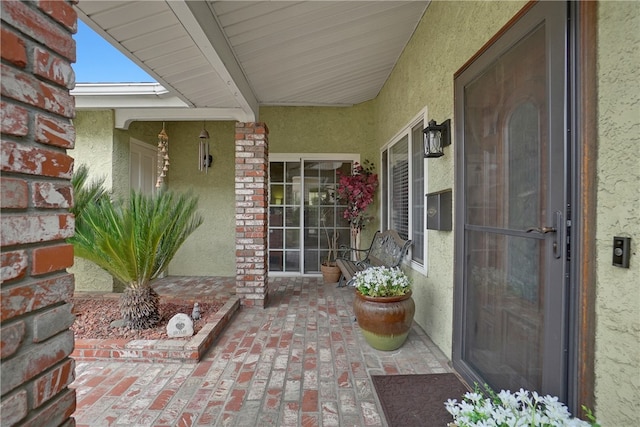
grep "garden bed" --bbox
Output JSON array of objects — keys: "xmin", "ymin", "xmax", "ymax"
[
  {"xmin": 71, "ymin": 297, "xmax": 222, "ymax": 340},
  {"xmin": 70, "ymin": 294, "xmax": 240, "ymax": 363}
]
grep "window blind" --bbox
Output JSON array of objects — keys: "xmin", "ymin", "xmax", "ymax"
[{"xmin": 390, "ymin": 137, "xmax": 409, "ymax": 240}]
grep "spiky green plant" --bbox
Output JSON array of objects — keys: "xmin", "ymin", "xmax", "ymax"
[
  {"xmin": 70, "ymin": 164, "xmax": 109, "ymax": 221},
  {"xmin": 69, "ymin": 188, "xmax": 203, "ymax": 329}
]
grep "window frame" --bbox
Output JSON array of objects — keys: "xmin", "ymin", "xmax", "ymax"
[{"xmin": 380, "ymin": 109, "xmax": 428, "ymax": 273}]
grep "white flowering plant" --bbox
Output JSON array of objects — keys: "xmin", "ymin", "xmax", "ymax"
[
  {"xmin": 445, "ymin": 384, "xmax": 600, "ymax": 427},
  {"xmin": 352, "ymin": 266, "xmax": 411, "ymax": 297}
]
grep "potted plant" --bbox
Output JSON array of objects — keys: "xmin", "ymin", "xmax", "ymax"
[
  {"xmin": 445, "ymin": 384, "xmax": 600, "ymax": 427},
  {"xmin": 320, "ymin": 209, "xmax": 341, "ymax": 283},
  {"xmin": 336, "ymin": 160, "xmax": 378, "ymax": 260},
  {"xmin": 352, "ymin": 266, "xmax": 414, "ymax": 350}
]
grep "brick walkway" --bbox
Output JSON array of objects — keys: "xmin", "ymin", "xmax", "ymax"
[{"xmin": 71, "ymin": 276, "xmax": 452, "ymax": 426}]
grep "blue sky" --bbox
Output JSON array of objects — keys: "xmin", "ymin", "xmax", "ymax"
[{"xmin": 74, "ymin": 21, "xmax": 156, "ymax": 83}]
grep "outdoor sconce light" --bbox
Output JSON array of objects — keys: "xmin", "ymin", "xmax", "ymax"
[
  {"xmin": 423, "ymin": 119, "xmax": 451, "ymax": 158},
  {"xmin": 198, "ymin": 125, "xmax": 213, "ymax": 173}
]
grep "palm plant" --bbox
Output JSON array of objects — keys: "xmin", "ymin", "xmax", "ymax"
[
  {"xmin": 70, "ymin": 171, "xmax": 203, "ymax": 329},
  {"xmin": 70, "ymin": 164, "xmax": 108, "ymax": 220}
]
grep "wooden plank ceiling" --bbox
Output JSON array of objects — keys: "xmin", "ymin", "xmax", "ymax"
[{"xmin": 74, "ymin": 1, "xmax": 429, "ymax": 120}]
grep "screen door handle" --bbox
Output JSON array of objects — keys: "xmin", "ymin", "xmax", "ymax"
[
  {"xmin": 526, "ymin": 211, "xmax": 563, "ymax": 259},
  {"xmin": 526, "ymin": 226, "xmax": 556, "ymax": 234}
]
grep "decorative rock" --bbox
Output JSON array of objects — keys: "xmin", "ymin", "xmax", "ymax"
[
  {"xmin": 166, "ymin": 313, "xmax": 194, "ymax": 337},
  {"xmin": 191, "ymin": 302, "xmax": 201, "ymax": 321},
  {"xmin": 110, "ymin": 319, "xmax": 126, "ymax": 328}
]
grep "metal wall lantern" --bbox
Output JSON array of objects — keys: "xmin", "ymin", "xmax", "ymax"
[{"xmin": 423, "ymin": 119, "xmax": 451, "ymax": 158}]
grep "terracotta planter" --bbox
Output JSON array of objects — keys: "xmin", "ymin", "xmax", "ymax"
[
  {"xmin": 321, "ymin": 263, "xmax": 341, "ymax": 284},
  {"xmin": 353, "ymin": 290, "xmax": 415, "ymax": 351}
]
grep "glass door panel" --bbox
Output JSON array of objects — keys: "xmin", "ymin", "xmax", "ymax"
[
  {"xmin": 302, "ymin": 161, "xmax": 350, "ymax": 274},
  {"xmin": 269, "ymin": 162, "xmax": 302, "ymax": 273},
  {"xmin": 466, "ymin": 230, "xmax": 544, "ymax": 391},
  {"xmin": 269, "ymin": 158, "xmax": 353, "ymax": 275},
  {"xmin": 463, "ymin": 23, "xmax": 550, "ymax": 393}
]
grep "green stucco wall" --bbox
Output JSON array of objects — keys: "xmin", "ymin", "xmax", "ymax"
[
  {"xmin": 69, "ymin": 110, "xmax": 116, "ymax": 292},
  {"xmin": 373, "ymin": 0, "xmax": 527, "ymax": 360},
  {"xmin": 71, "ymin": 110, "xmax": 115, "ymax": 184},
  {"xmin": 261, "ymin": 104, "xmax": 374, "ymax": 156},
  {"xmin": 71, "ymin": 118, "xmax": 237, "ymax": 283},
  {"xmin": 594, "ymin": 2, "xmax": 640, "ymax": 425},
  {"xmin": 99, "ymin": 107, "xmax": 383, "ymax": 278},
  {"xmin": 161, "ymin": 121, "xmax": 237, "ymax": 276},
  {"xmin": 260, "ymin": 104, "xmax": 379, "ymax": 244}
]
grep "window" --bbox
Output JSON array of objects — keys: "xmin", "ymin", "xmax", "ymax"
[
  {"xmin": 411, "ymin": 124, "xmax": 425, "ymax": 264},
  {"xmin": 389, "ymin": 136, "xmax": 409, "ymax": 238},
  {"xmin": 382, "ymin": 118, "xmax": 425, "ymax": 268}
]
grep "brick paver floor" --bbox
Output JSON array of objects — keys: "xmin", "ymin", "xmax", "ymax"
[{"xmin": 71, "ymin": 276, "xmax": 452, "ymax": 426}]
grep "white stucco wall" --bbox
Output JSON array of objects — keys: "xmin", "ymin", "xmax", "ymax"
[{"xmin": 594, "ymin": 2, "xmax": 640, "ymax": 425}]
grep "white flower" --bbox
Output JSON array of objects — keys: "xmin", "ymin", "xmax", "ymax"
[
  {"xmin": 515, "ymin": 388, "xmax": 530, "ymax": 404},
  {"xmin": 466, "ymin": 392, "xmax": 484, "ymax": 403},
  {"xmin": 445, "ymin": 385, "xmax": 598, "ymax": 427},
  {"xmin": 498, "ymin": 390, "xmax": 519, "ymax": 409},
  {"xmin": 352, "ymin": 266, "xmax": 411, "ymax": 297},
  {"xmin": 446, "ymin": 399, "xmax": 461, "ymax": 416}
]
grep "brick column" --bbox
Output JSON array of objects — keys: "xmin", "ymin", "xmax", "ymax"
[
  {"xmin": 235, "ymin": 122, "xmax": 269, "ymax": 307},
  {"xmin": 1, "ymin": 1, "xmax": 77, "ymax": 425}
]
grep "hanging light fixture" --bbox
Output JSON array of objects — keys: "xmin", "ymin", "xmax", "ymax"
[
  {"xmin": 155, "ymin": 122, "xmax": 169, "ymax": 188},
  {"xmin": 423, "ymin": 119, "xmax": 451, "ymax": 158},
  {"xmin": 198, "ymin": 123, "xmax": 213, "ymax": 173}
]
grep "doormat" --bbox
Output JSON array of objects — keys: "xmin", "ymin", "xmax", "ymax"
[{"xmin": 372, "ymin": 373, "xmax": 470, "ymax": 427}]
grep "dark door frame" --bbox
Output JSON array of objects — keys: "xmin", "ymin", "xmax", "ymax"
[
  {"xmin": 451, "ymin": 0, "xmax": 597, "ymax": 415},
  {"xmin": 570, "ymin": 0, "xmax": 597, "ymax": 416}
]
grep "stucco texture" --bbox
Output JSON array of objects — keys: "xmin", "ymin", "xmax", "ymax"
[
  {"xmin": 69, "ymin": 110, "xmax": 115, "ymax": 292},
  {"xmin": 71, "ymin": 119, "xmax": 236, "ymax": 281},
  {"xmin": 161, "ymin": 121, "xmax": 237, "ymax": 276},
  {"xmin": 374, "ymin": 0, "xmax": 527, "ymax": 357},
  {"xmin": 261, "ymin": 104, "xmax": 374, "ymax": 156},
  {"xmin": 70, "ymin": 1, "xmax": 640, "ymax": 422},
  {"xmin": 261, "ymin": 105, "xmax": 380, "ymax": 245},
  {"xmin": 594, "ymin": 2, "xmax": 640, "ymax": 425}
]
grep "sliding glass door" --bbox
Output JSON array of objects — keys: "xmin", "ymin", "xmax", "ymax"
[{"xmin": 269, "ymin": 156, "xmax": 357, "ymax": 275}]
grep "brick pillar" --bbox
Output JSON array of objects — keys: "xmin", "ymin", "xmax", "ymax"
[
  {"xmin": 1, "ymin": 1, "xmax": 77, "ymax": 426},
  {"xmin": 235, "ymin": 122, "xmax": 269, "ymax": 307}
]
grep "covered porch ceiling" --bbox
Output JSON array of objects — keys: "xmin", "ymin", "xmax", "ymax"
[{"xmin": 73, "ymin": 1, "xmax": 430, "ymax": 126}]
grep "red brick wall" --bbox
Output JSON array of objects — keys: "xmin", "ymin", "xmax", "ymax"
[
  {"xmin": 235, "ymin": 122, "xmax": 269, "ymax": 307},
  {"xmin": 1, "ymin": 0, "xmax": 77, "ymax": 425}
]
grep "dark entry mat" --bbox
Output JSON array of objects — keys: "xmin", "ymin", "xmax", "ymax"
[{"xmin": 371, "ymin": 373, "xmax": 469, "ymax": 427}]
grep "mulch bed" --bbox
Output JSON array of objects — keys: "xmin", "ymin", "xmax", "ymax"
[{"xmin": 71, "ymin": 297, "xmax": 223, "ymax": 341}]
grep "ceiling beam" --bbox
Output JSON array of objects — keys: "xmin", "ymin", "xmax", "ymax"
[
  {"xmin": 167, "ymin": 1, "xmax": 258, "ymax": 121},
  {"xmin": 114, "ymin": 108, "xmax": 254, "ymax": 129}
]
